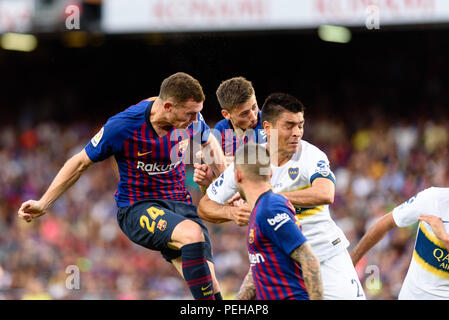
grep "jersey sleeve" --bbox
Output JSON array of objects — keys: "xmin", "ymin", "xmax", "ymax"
[
  {"xmin": 257, "ymin": 198, "xmax": 307, "ymax": 255},
  {"xmin": 84, "ymin": 118, "xmax": 124, "ymax": 162},
  {"xmin": 206, "ymin": 162, "xmax": 238, "ymax": 204},
  {"xmin": 392, "ymin": 188, "xmax": 435, "ymax": 227},
  {"xmin": 192, "ymin": 112, "xmax": 210, "ymax": 145},
  {"xmin": 305, "ymin": 147, "xmax": 336, "ymax": 185}
]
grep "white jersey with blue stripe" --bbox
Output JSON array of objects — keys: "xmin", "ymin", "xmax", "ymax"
[
  {"xmin": 207, "ymin": 139, "xmax": 349, "ymax": 262},
  {"xmin": 392, "ymin": 187, "xmax": 449, "ymax": 299}
]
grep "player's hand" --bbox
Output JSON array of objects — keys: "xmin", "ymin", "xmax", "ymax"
[
  {"xmin": 226, "ymin": 192, "xmax": 244, "ymax": 207},
  {"xmin": 18, "ymin": 200, "xmax": 47, "ymax": 223},
  {"xmin": 225, "ymin": 156, "xmax": 234, "ymax": 166},
  {"xmin": 418, "ymin": 215, "xmax": 449, "ymax": 243},
  {"xmin": 193, "ymin": 163, "xmax": 214, "ymax": 187},
  {"xmin": 230, "ymin": 203, "xmax": 251, "ymax": 226}
]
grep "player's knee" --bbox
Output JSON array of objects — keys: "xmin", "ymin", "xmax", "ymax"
[{"xmin": 175, "ymin": 219, "xmax": 205, "ymax": 246}]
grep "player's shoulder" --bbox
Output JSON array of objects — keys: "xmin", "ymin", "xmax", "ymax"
[
  {"xmin": 256, "ymin": 191, "xmax": 292, "ymax": 217},
  {"xmin": 109, "ymin": 98, "xmax": 150, "ymax": 125},
  {"xmin": 214, "ymin": 118, "xmax": 231, "ymax": 132},
  {"xmin": 301, "ymin": 139, "xmax": 327, "ymax": 157},
  {"xmin": 416, "ymin": 186, "xmax": 449, "ymax": 203}
]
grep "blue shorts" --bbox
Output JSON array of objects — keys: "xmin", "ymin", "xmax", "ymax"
[{"xmin": 117, "ymin": 199, "xmax": 213, "ymax": 263}]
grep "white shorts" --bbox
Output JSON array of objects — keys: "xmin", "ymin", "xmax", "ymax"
[{"xmin": 320, "ymin": 250, "xmax": 366, "ymax": 300}]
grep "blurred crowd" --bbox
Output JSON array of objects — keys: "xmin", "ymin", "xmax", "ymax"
[{"xmin": 1, "ymin": 108, "xmax": 448, "ymax": 300}]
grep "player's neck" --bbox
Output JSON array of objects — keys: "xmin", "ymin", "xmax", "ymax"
[
  {"xmin": 245, "ymin": 182, "xmax": 272, "ymax": 209},
  {"xmin": 149, "ymin": 99, "xmax": 173, "ymax": 136},
  {"xmin": 267, "ymin": 147, "xmax": 293, "ymax": 167},
  {"xmin": 230, "ymin": 120, "xmax": 247, "ymax": 138}
]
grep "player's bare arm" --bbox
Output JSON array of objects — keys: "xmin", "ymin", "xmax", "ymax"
[
  {"xmin": 193, "ymin": 163, "xmax": 215, "ymax": 194},
  {"xmin": 350, "ymin": 212, "xmax": 397, "ymax": 265},
  {"xmin": 235, "ymin": 268, "xmax": 256, "ymax": 300},
  {"xmin": 18, "ymin": 149, "xmax": 94, "ymax": 222},
  {"xmin": 280, "ymin": 177, "xmax": 335, "ymax": 207},
  {"xmin": 418, "ymin": 215, "xmax": 449, "ymax": 251},
  {"xmin": 201, "ymin": 134, "xmax": 227, "ymax": 178},
  {"xmin": 290, "ymin": 242, "xmax": 323, "ymax": 300},
  {"xmin": 197, "ymin": 194, "xmax": 251, "ymax": 226}
]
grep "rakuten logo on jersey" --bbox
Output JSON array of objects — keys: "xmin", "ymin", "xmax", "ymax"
[
  {"xmin": 137, "ymin": 160, "xmax": 182, "ymax": 175},
  {"xmin": 267, "ymin": 213, "xmax": 290, "ymax": 231},
  {"xmin": 249, "ymin": 253, "xmax": 265, "ymax": 266}
]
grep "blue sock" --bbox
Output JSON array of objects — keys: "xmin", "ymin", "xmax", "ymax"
[{"xmin": 181, "ymin": 242, "xmax": 215, "ymax": 300}]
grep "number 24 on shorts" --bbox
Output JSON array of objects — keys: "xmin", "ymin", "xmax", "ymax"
[{"xmin": 140, "ymin": 207, "xmax": 165, "ymax": 233}]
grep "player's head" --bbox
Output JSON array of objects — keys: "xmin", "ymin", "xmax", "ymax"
[
  {"xmin": 216, "ymin": 77, "xmax": 259, "ymax": 131},
  {"xmin": 159, "ymin": 72, "xmax": 205, "ymax": 129},
  {"xmin": 261, "ymin": 93, "xmax": 305, "ymax": 155},
  {"xmin": 234, "ymin": 143, "xmax": 271, "ymax": 201}
]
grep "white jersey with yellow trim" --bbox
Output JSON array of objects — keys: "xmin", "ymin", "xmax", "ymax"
[
  {"xmin": 207, "ymin": 139, "xmax": 349, "ymax": 262},
  {"xmin": 392, "ymin": 187, "xmax": 449, "ymax": 300}
]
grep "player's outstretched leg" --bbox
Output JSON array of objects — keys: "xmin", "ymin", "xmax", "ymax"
[{"xmin": 170, "ymin": 219, "xmax": 215, "ymax": 300}]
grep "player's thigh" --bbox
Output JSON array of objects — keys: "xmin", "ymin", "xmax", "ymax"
[
  {"xmin": 169, "ymin": 218, "xmax": 205, "ymax": 249},
  {"xmin": 320, "ymin": 250, "xmax": 366, "ymax": 300},
  {"xmin": 116, "ymin": 200, "xmax": 188, "ymax": 252}
]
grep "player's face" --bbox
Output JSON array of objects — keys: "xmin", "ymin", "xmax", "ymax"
[
  {"xmin": 171, "ymin": 99, "xmax": 204, "ymax": 129},
  {"xmin": 223, "ymin": 95, "xmax": 259, "ymax": 131},
  {"xmin": 270, "ymin": 111, "xmax": 304, "ymax": 154}
]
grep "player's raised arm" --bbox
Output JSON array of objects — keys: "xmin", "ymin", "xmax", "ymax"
[
  {"xmin": 197, "ymin": 162, "xmax": 251, "ymax": 226},
  {"xmin": 200, "ymin": 133, "xmax": 227, "ymax": 178},
  {"xmin": 18, "ymin": 149, "xmax": 94, "ymax": 222},
  {"xmin": 198, "ymin": 194, "xmax": 251, "ymax": 226},
  {"xmin": 280, "ymin": 177, "xmax": 335, "ymax": 207},
  {"xmin": 350, "ymin": 212, "xmax": 397, "ymax": 266},
  {"xmin": 290, "ymin": 242, "xmax": 323, "ymax": 300}
]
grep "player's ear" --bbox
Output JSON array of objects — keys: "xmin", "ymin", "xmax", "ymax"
[
  {"xmin": 221, "ymin": 109, "xmax": 231, "ymax": 120},
  {"xmin": 234, "ymin": 167, "xmax": 242, "ymax": 183},
  {"xmin": 262, "ymin": 121, "xmax": 271, "ymax": 134},
  {"xmin": 163, "ymin": 101, "xmax": 175, "ymax": 112}
]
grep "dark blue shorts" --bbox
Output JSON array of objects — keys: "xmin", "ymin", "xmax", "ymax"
[{"xmin": 117, "ymin": 199, "xmax": 213, "ymax": 263}]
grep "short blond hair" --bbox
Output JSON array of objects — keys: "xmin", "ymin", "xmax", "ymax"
[
  {"xmin": 216, "ymin": 77, "xmax": 255, "ymax": 111},
  {"xmin": 159, "ymin": 72, "xmax": 205, "ymax": 103},
  {"xmin": 234, "ymin": 143, "xmax": 270, "ymax": 181}
]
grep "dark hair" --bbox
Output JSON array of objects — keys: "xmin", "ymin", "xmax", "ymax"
[
  {"xmin": 216, "ymin": 77, "xmax": 255, "ymax": 111},
  {"xmin": 159, "ymin": 72, "xmax": 205, "ymax": 103},
  {"xmin": 261, "ymin": 93, "xmax": 305, "ymax": 124}
]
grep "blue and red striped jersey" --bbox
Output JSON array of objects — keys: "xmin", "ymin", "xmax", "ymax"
[
  {"xmin": 247, "ymin": 190, "xmax": 309, "ymax": 300},
  {"xmin": 84, "ymin": 97, "xmax": 210, "ymax": 207},
  {"xmin": 213, "ymin": 110, "xmax": 266, "ymax": 157}
]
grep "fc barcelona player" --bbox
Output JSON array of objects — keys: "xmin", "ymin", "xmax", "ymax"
[
  {"xmin": 232, "ymin": 143, "xmax": 323, "ymax": 300},
  {"xmin": 18, "ymin": 72, "xmax": 226, "ymax": 300}
]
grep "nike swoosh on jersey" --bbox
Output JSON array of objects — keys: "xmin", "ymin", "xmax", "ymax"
[{"xmin": 137, "ymin": 151, "xmax": 152, "ymax": 157}]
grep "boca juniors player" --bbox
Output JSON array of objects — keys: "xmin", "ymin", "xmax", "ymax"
[
  {"xmin": 18, "ymin": 72, "xmax": 226, "ymax": 300},
  {"xmin": 351, "ymin": 187, "xmax": 449, "ymax": 299},
  {"xmin": 232, "ymin": 143, "xmax": 323, "ymax": 300}
]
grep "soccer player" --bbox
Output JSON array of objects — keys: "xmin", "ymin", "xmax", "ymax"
[
  {"xmin": 193, "ymin": 77, "xmax": 266, "ymax": 192},
  {"xmin": 17, "ymin": 72, "xmax": 226, "ymax": 300},
  {"xmin": 233, "ymin": 143, "xmax": 323, "ymax": 300},
  {"xmin": 214, "ymin": 76, "xmax": 266, "ymax": 157},
  {"xmin": 197, "ymin": 93, "xmax": 366, "ymax": 299},
  {"xmin": 350, "ymin": 187, "xmax": 449, "ymax": 299}
]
